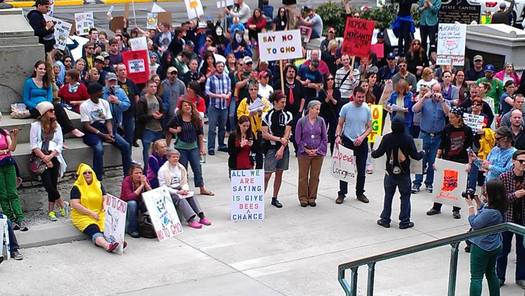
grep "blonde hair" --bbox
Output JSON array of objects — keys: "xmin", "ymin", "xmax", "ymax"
[{"xmin": 421, "ymin": 67, "xmax": 433, "ymax": 81}]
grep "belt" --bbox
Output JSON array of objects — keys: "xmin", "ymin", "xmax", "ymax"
[{"xmin": 421, "ymin": 130, "xmax": 439, "ymax": 137}]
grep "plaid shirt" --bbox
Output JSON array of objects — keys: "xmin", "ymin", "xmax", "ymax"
[
  {"xmin": 498, "ymin": 168, "xmax": 525, "ymax": 224},
  {"xmin": 205, "ymin": 73, "xmax": 231, "ymax": 110}
]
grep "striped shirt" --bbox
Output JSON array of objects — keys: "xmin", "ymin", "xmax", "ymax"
[
  {"xmin": 205, "ymin": 73, "xmax": 231, "ymax": 110},
  {"xmin": 335, "ymin": 67, "xmax": 360, "ymax": 99}
]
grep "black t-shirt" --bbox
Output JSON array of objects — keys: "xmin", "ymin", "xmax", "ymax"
[
  {"xmin": 283, "ymin": 80, "xmax": 304, "ymax": 116},
  {"xmin": 70, "ymin": 184, "xmax": 106, "ymax": 199},
  {"xmin": 168, "ymin": 114, "xmax": 203, "ymax": 144},
  {"xmin": 439, "ymin": 124, "xmax": 473, "ymax": 164},
  {"xmin": 119, "ymin": 79, "xmax": 140, "ymax": 113},
  {"xmin": 466, "ymin": 68, "xmax": 484, "ymax": 82},
  {"xmin": 262, "ymin": 108, "xmax": 293, "ymax": 149}
]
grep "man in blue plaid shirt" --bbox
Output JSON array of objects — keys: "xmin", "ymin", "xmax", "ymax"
[{"xmin": 205, "ymin": 61, "xmax": 231, "ymax": 155}]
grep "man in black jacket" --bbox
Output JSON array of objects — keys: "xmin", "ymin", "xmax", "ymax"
[
  {"xmin": 27, "ymin": 0, "xmax": 55, "ymax": 53},
  {"xmin": 372, "ymin": 116, "xmax": 424, "ymax": 229},
  {"xmin": 491, "ymin": 0, "xmax": 515, "ymax": 25}
]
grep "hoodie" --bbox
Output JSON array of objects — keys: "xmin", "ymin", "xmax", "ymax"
[{"xmin": 27, "ymin": 9, "xmax": 55, "ymax": 52}]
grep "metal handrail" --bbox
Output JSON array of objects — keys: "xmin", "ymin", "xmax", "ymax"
[{"xmin": 338, "ymin": 222, "xmax": 525, "ymax": 296}]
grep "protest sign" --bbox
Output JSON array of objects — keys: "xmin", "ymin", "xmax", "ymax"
[
  {"xmin": 70, "ymin": 35, "xmax": 89, "ymax": 61},
  {"xmin": 151, "ymin": 3, "xmax": 166, "ymax": 13},
  {"xmin": 104, "ymin": 194, "xmax": 127, "ymax": 255},
  {"xmin": 157, "ymin": 12, "xmax": 172, "ymax": 26},
  {"xmin": 231, "ymin": 169, "xmax": 264, "ymax": 221},
  {"xmin": 463, "ymin": 113, "xmax": 484, "ymax": 132},
  {"xmin": 434, "ymin": 159, "xmax": 467, "ymax": 208},
  {"xmin": 367, "ymin": 105, "xmax": 383, "ymax": 143},
  {"xmin": 439, "ymin": 0, "xmax": 480, "ymax": 24},
  {"xmin": 341, "ymin": 17, "xmax": 374, "ymax": 58},
  {"xmin": 373, "ymin": 136, "xmax": 423, "ymax": 174},
  {"xmin": 110, "ymin": 16, "xmax": 126, "ymax": 33},
  {"xmin": 437, "ymin": 23, "xmax": 466, "ymax": 66},
  {"xmin": 129, "ymin": 36, "xmax": 148, "ymax": 51},
  {"xmin": 74, "ymin": 12, "xmax": 94, "ymax": 36},
  {"xmin": 258, "ymin": 30, "xmax": 303, "ymax": 62},
  {"xmin": 142, "ymin": 186, "xmax": 183, "ymax": 241},
  {"xmin": 146, "ymin": 13, "xmax": 158, "ymax": 29},
  {"xmin": 0, "ymin": 217, "xmax": 9, "ymax": 260},
  {"xmin": 331, "ymin": 145, "xmax": 356, "ymax": 183},
  {"xmin": 122, "ymin": 50, "xmax": 150, "ymax": 84},
  {"xmin": 370, "ymin": 43, "xmax": 384, "ymax": 59},
  {"xmin": 184, "ymin": 0, "xmax": 204, "ymax": 20},
  {"xmin": 46, "ymin": 16, "xmax": 72, "ymax": 51}
]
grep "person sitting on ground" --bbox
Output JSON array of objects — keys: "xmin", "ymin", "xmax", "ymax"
[
  {"xmin": 158, "ymin": 148, "xmax": 212, "ymax": 229},
  {"xmin": 58, "ymin": 69, "xmax": 89, "ymax": 113},
  {"xmin": 23, "ymin": 60, "xmax": 84, "ymax": 138},
  {"xmin": 120, "ymin": 163, "xmax": 151, "ymax": 238},
  {"xmin": 0, "ymin": 211, "xmax": 23, "ymax": 262},
  {"xmin": 70, "ymin": 163, "xmax": 121, "ymax": 253},
  {"xmin": 30, "ymin": 102, "xmax": 69, "ymax": 222},
  {"xmin": 147, "ymin": 139, "xmax": 168, "ymax": 189}
]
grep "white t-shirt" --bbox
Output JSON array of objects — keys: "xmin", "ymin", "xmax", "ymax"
[
  {"xmin": 258, "ymin": 84, "xmax": 274, "ymax": 100},
  {"xmin": 80, "ymin": 99, "xmax": 112, "ymax": 124}
]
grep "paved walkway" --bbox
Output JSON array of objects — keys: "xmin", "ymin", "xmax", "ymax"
[{"xmin": 2, "ymin": 142, "xmax": 524, "ymax": 295}]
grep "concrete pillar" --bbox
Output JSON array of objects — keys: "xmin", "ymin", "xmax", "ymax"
[{"xmin": 0, "ymin": 8, "xmax": 44, "ymax": 113}]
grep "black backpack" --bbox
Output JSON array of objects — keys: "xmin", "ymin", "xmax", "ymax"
[{"xmin": 138, "ymin": 212, "xmax": 157, "ymax": 239}]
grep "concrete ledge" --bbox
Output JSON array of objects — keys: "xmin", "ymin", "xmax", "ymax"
[
  {"xmin": 16, "ymin": 221, "xmax": 86, "ymax": 249},
  {"xmin": 7, "ymin": 0, "xmax": 84, "ymax": 7}
]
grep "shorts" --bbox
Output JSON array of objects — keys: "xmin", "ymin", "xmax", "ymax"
[
  {"xmin": 264, "ymin": 147, "xmax": 289, "ymax": 173},
  {"xmin": 83, "ymin": 224, "xmax": 104, "ymax": 244}
]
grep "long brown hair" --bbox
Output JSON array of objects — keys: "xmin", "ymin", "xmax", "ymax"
[
  {"xmin": 177, "ymin": 98, "xmax": 202, "ymax": 128},
  {"xmin": 32, "ymin": 60, "xmax": 50, "ymax": 88},
  {"xmin": 40, "ymin": 111, "xmax": 57, "ymax": 135}
]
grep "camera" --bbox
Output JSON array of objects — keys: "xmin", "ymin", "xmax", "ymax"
[{"xmin": 461, "ymin": 188, "xmax": 475, "ymax": 199}]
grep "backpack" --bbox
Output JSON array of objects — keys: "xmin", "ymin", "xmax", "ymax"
[
  {"xmin": 387, "ymin": 146, "xmax": 408, "ymax": 175},
  {"xmin": 138, "ymin": 212, "xmax": 157, "ymax": 239}
]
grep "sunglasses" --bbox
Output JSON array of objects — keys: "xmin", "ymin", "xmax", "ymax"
[
  {"xmin": 249, "ymin": 88, "xmax": 258, "ymax": 91},
  {"xmin": 327, "ymin": 77, "xmax": 334, "ymax": 81},
  {"xmin": 517, "ymin": 159, "xmax": 525, "ymax": 164},
  {"xmin": 47, "ymin": 109, "xmax": 55, "ymax": 113},
  {"xmin": 83, "ymin": 171, "xmax": 93, "ymax": 175}
]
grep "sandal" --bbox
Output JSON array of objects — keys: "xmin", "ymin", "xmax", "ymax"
[{"xmin": 200, "ymin": 190, "xmax": 215, "ymax": 196}]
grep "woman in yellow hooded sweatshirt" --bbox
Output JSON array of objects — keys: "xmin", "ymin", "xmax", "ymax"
[{"xmin": 70, "ymin": 163, "xmax": 119, "ymax": 252}]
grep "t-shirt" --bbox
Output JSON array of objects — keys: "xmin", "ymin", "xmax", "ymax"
[
  {"xmin": 118, "ymin": 79, "xmax": 140, "ymax": 113},
  {"xmin": 298, "ymin": 66, "xmax": 323, "ymax": 100},
  {"xmin": 70, "ymin": 184, "xmax": 106, "ymax": 199},
  {"xmin": 145, "ymin": 95, "xmax": 162, "ymax": 132},
  {"xmin": 80, "ymin": 99, "xmax": 113, "ymax": 124},
  {"xmin": 168, "ymin": 115, "xmax": 203, "ymax": 146},
  {"xmin": 307, "ymin": 14, "xmax": 323, "ymax": 39},
  {"xmin": 262, "ymin": 108, "xmax": 293, "ymax": 149},
  {"xmin": 339, "ymin": 102, "xmax": 371, "ymax": 141}
]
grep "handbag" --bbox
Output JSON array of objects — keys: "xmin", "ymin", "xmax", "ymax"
[{"xmin": 29, "ymin": 128, "xmax": 51, "ymax": 175}]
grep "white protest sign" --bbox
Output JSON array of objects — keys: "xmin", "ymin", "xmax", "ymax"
[
  {"xmin": 75, "ymin": 12, "xmax": 94, "ymax": 36},
  {"xmin": 373, "ymin": 135, "xmax": 423, "ymax": 174},
  {"xmin": 433, "ymin": 158, "xmax": 467, "ymax": 208},
  {"xmin": 258, "ymin": 30, "xmax": 303, "ymax": 62},
  {"xmin": 0, "ymin": 217, "xmax": 9, "ymax": 260},
  {"xmin": 437, "ymin": 23, "xmax": 466, "ymax": 66},
  {"xmin": 47, "ymin": 17, "xmax": 72, "ymax": 51},
  {"xmin": 70, "ymin": 35, "xmax": 89, "ymax": 61},
  {"xmin": 184, "ymin": 0, "xmax": 204, "ymax": 20},
  {"xmin": 130, "ymin": 36, "xmax": 148, "ymax": 51},
  {"xmin": 146, "ymin": 13, "xmax": 158, "ymax": 30},
  {"xmin": 331, "ymin": 145, "xmax": 356, "ymax": 183},
  {"xmin": 151, "ymin": 3, "xmax": 166, "ymax": 13},
  {"xmin": 142, "ymin": 186, "xmax": 183, "ymax": 241},
  {"xmin": 231, "ymin": 169, "xmax": 264, "ymax": 221},
  {"xmin": 463, "ymin": 113, "xmax": 484, "ymax": 133},
  {"xmin": 104, "ymin": 194, "xmax": 127, "ymax": 255}
]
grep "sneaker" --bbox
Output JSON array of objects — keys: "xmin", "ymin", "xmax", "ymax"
[
  {"xmin": 356, "ymin": 194, "xmax": 369, "ymax": 203},
  {"xmin": 464, "ymin": 244, "xmax": 471, "ymax": 253},
  {"xmin": 336, "ymin": 195, "xmax": 345, "ymax": 204},
  {"xmin": 208, "ymin": 150, "xmax": 215, "ymax": 156},
  {"xmin": 128, "ymin": 231, "xmax": 140, "ymax": 238},
  {"xmin": 12, "ymin": 222, "xmax": 20, "ymax": 231},
  {"xmin": 377, "ymin": 219, "xmax": 390, "ymax": 228},
  {"xmin": 48, "ymin": 211, "xmax": 58, "ymax": 221},
  {"xmin": 218, "ymin": 147, "xmax": 228, "ymax": 152},
  {"xmin": 426, "ymin": 185, "xmax": 433, "ymax": 193},
  {"xmin": 308, "ymin": 200, "xmax": 317, "ymax": 207},
  {"xmin": 18, "ymin": 220, "xmax": 28, "ymax": 232},
  {"xmin": 426, "ymin": 208, "xmax": 441, "ymax": 216},
  {"xmin": 199, "ymin": 217, "xmax": 212, "ymax": 226},
  {"xmin": 411, "ymin": 184, "xmax": 421, "ymax": 193},
  {"xmin": 452, "ymin": 211, "xmax": 461, "ymax": 219},
  {"xmin": 399, "ymin": 222, "xmax": 415, "ymax": 229},
  {"xmin": 106, "ymin": 242, "xmax": 119, "ymax": 253},
  {"xmin": 271, "ymin": 198, "xmax": 283, "ymax": 208},
  {"xmin": 188, "ymin": 220, "xmax": 203, "ymax": 229},
  {"xmin": 60, "ymin": 202, "xmax": 70, "ymax": 217},
  {"xmin": 300, "ymin": 201, "xmax": 308, "ymax": 207},
  {"xmin": 11, "ymin": 250, "xmax": 23, "ymax": 260}
]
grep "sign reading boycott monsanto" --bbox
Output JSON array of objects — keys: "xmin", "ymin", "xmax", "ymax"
[
  {"xmin": 341, "ymin": 17, "xmax": 375, "ymax": 58},
  {"xmin": 367, "ymin": 105, "xmax": 383, "ymax": 143},
  {"xmin": 230, "ymin": 169, "xmax": 264, "ymax": 221},
  {"xmin": 258, "ymin": 30, "xmax": 303, "ymax": 62},
  {"xmin": 331, "ymin": 145, "xmax": 356, "ymax": 183},
  {"xmin": 122, "ymin": 50, "xmax": 150, "ymax": 84}
]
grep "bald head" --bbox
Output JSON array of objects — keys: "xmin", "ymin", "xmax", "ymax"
[{"xmin": 511, "ymin": 109, "xmax": 523, "ymax": 128}]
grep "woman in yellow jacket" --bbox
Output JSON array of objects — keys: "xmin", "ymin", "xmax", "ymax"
[
  {"xmin": 70, "ymin": 163, "xmax": 119, "ymax": 253},
  {"xmin": 236, "ymin": 81, "xmax": 272, "ymax": 169}
]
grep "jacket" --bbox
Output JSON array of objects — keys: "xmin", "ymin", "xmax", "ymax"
[
  {"xmin": 495, "ymin": 70, "xmax": 521, "ymax": 85},
  {"xmin": 478, "ymin": 128, "xmax": 495, "ymax": 160},
  {"xmin": 135, "ymin": 95, "xmax": 164, "ymax": 139},
  {"xmin": 237, "ymin": 95, "xmax": 272, "ymax": 138},
  {"xmin": 27, "ymin": 10, "xmax": 55, "ymax": 52}
]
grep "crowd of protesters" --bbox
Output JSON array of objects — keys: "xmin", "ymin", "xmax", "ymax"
[{"xmin": 0, "ymin": 0, "xmax": 522, "ymax": 292}]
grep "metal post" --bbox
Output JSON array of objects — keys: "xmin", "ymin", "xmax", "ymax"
[
  {"xmin": 350, "ymin": 266, "xmax": 359, "ymax": 296},
  {"xmin": 447, "ymin": 242, "xmax": 460, "ymax": 296},
  {"xmin": 367, "ymin": 262, "xmax": 376, "ymax": 296}
]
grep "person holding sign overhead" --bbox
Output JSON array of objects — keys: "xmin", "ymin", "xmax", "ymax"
[{"xmin": 335, "ymin": 86, "xmax": 372, "ymax": 204}]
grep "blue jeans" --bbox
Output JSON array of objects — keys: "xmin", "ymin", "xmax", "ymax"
[
  {"xmin": 228, "ymin": 99, "xmax": 237, "ymax": 132},
  {"xmin": 123, "ymin": 112, "xmax": 135, "ymax": 145},
  {"xmin": 126, "ymin": 200, "xmax": 147, "ymax": 234},
  {"xmin": 84, "ymin": 124, "xmax": 132, "ymax": 180},
  {"xmin": 338, "ymin": 136, "xmax": 368, "ymax": 197},
  {"xmin": 179, "ymin": 148, "xmax": 204, "ymax": 187},
  {"xmin": 207, "ymin": 105, "xmax": 228, "ymax": 152},
  {"xmin": 380, "ymin": 173, "xmax": 412, "ymax": 226},
  {"xmin": 413, "ymin": 131, "xmax": 441, "ymax": 187},
  {"xmin": 141, "ymin": 129, "xmax": 163, "ymax": 171},
  {"xmin": 496, "ymin": 231, "xmax": 525, "ymax": 282}
]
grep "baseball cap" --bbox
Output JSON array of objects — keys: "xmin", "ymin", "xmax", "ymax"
[
  {"xmin": 473, "ymin": 55, "xmax": 483, "ymax": 62},
  {"xmin": 484, "ymin": 64, "xmax": 496, "ymax": 72},
  {"xmin": 243, "ymin": 56, "xmax": 253, "ymax": 64},
  {"xmin": 100, "ymin": 51, "xmax": 110, "ymax": 58},
  {"xmin": 167, "ymin": 66, "xmax": 178, "ymax": 74},
  {"xmin": 106, "ymin": 72, "xmax": 118, "ymax": 81},
  {"xmin": 386, "ymin": 52, "xmax": 396, "ymax": 60},
  {"xmin": 95, "ymin": 55, "xmax": 105, "ymax": 63}
]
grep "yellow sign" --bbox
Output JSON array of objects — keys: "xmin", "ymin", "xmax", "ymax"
[{"xmin": 367, "ymin": 104, "xmax": 383, "ymax": 143}]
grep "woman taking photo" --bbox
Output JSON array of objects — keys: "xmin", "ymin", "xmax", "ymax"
[
  {"xmin": 295, "ymin": 100, "xmax": 327, "ymax": 207},
  {"xmin": 467, "ymin": 179, "xmax": 506, "ymax": 296},
  {"xmin": 120, "ymin": 163, "xmax": 151, "ymax": 238},
  {"xmin": 147, "ymin": 139, "xmax": 168, "ymax": 189},
  {"xmin": 30, "ymin": 102, "xmax": 68, "ymax": 222},
  {"xmin": 167, "ymin": 99, "xmax": 213, "ymax": 196},
  {"xmin": 58, "ymin": 69, "xmax": 89, "ymax": 113},
  {"xmin": 23, "ymin": 60, "xmax": 84, "ymax": 138},
  {"xmin": 228, "ymin": 115, "xmax": 254, "ymax": 171},
  {"xmin": 71, "ymin": 163, "xmax": 120, "ymax": 252},
  {"xmin": 0, "ymin": 128, "xmax": 26, "ymax": 231},
  {"xmin": 318, "ymin": 74, "xmax": 341, "ymax": 155}
]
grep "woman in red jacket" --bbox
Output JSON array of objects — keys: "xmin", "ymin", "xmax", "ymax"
[
  {"xmin": 58, "ymin": 69, "xmax": 89, "ymax": 113},
  {"xmin": 120, "ymin": 163, "xmax": 151, "ymax": 238}
]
